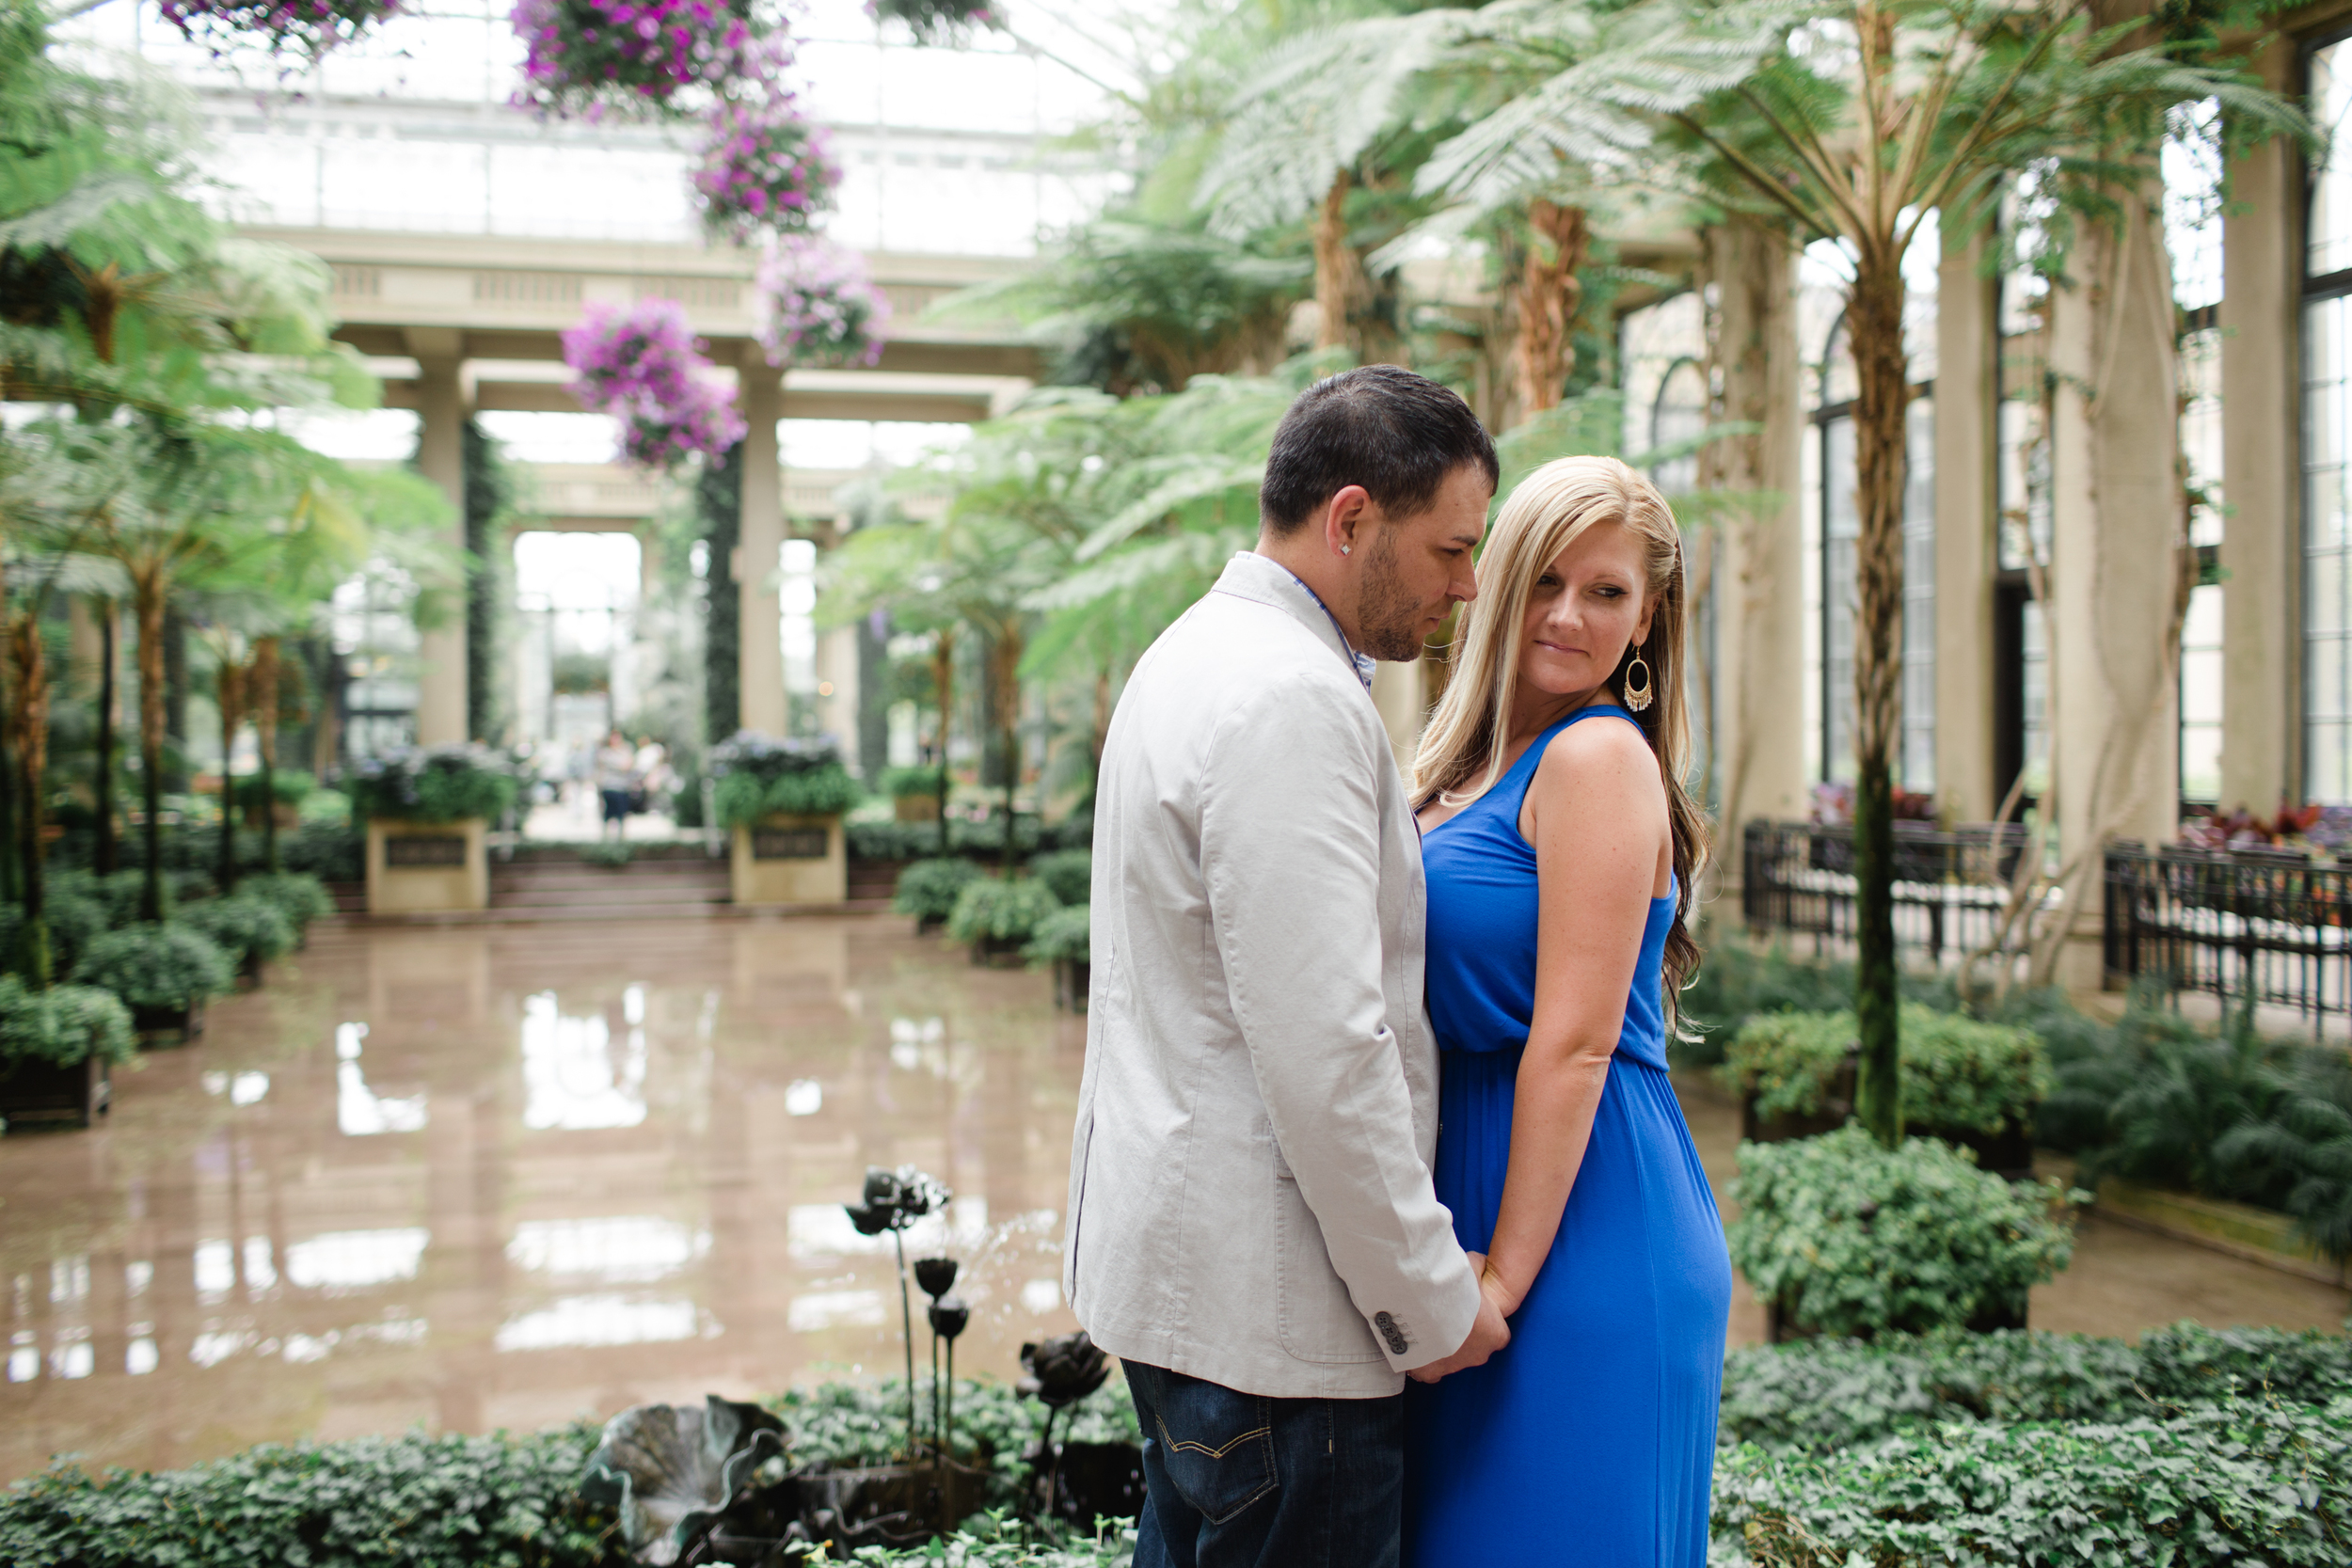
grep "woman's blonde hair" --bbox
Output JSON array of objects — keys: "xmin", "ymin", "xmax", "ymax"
[{"xmin": 1411, "ymin": 454, "xmax": 1709, "ymax": 1021}]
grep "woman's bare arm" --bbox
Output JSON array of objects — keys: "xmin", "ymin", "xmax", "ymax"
[{"xmin": 1479, "ymin": 719, "xmax": 1671, "ymax": 1312}]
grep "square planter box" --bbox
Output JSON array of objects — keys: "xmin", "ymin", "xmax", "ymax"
[
  {"xmin": 134, "ymin": 997, "xmax": 205, "ymax": 1046},
  {"xmin": 731, "ymin": 815, "xmax": 847, "ymax": 907},
  {"xmin": 366, "ymin": 817, "xmax": 489, "ymax": 915},
  {"xmin": 0, "ymin": 1054, "xmax": 110, "ymax": 1129}
]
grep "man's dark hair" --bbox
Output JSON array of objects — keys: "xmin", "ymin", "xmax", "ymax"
[{"xmin": 1258, "ymin": 365, "xmax": 1499, "ymax": 537}]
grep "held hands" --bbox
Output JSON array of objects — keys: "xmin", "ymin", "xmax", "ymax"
[{"xmin": 1406, "ymin": 1250, "xmax": 1512, "ymax": 1384}]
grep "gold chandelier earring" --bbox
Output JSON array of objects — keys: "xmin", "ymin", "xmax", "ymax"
[{"xmin": 1622, "ymin": 654, "xmax": 1655, "ymax": 713}]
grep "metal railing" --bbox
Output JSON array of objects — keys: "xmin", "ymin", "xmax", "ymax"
[
  {"xmin": 1740, "ymin": 819, "xmax": 2038, "ymax": 964},
  {"xmin": 2104, "ymin": 843, "xmax": 2352, "ymax": 1022}
]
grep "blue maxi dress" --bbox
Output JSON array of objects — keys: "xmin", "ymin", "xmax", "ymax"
[{"xmin": 1403, "ymin": 705, "xmax": 1732, "ymax": 1568}]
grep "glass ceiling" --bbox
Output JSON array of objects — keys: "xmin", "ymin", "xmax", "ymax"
[{"xmin": 56, "ymin": 0, "xmax": 1149, "ymax": 253}]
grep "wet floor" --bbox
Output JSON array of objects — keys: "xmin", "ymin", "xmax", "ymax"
[
  {"xmin": 3, "ymin": 917, "xmax": 2344, "ymax": 1487},
  {"xmin": 1, "ymin": 914, "xmax": 1086, "ymax": 1486}
]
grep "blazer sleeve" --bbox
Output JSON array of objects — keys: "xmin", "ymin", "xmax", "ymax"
[{"xmin": 1199, "ymin": 677, "xmax": 1482, "ymax": 1374}]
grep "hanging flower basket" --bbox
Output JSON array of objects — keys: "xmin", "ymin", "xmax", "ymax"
[
  {"xmin": 156, "ymin": 0, "xmax": 404, "ymax": 62},
  {"xmin": 755, "ymin": 236, "xmax": 891, "ymax": 369},
  {"xmin": 691, "ymin": 92, "xmax": 842, "ymax": 245},
  {"xmin": 509, "ymin": 0, "xmax": 766, "ymax": 119},
  {"xmin": 563, "ymin": 299, "xmax": 746, "ymax": 471},
  {"xmin": 868, "ymin": 0, "xmax": 1002, "ymax": 44}
]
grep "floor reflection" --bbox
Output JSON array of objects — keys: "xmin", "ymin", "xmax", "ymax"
[{"xmin": 0, "ymin": 913, "xmax": 1086, "ymax": 1484}]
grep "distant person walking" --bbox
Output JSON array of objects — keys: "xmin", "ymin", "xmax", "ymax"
[{"xmin": 595, "ymin": 729, "xmax": 637, "ymax": 841}]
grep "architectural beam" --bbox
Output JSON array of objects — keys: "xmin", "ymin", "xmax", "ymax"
[
  {"xmin": 2221, "ymin": 71, "xmax": 2300, "ymax": 810},
  {"xmin": 1933, "ymin": 231, "xmax": 1999, "ymax": 821},
  {"xmin": 407, "ymin": 329, "xmax": 469, "ymax": 747}
]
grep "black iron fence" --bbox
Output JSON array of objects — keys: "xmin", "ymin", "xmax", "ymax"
[
  {"xmin": 1740, "ymin": 819, "xmax": 2036, "ymax": 965},
  {"xmin": 2104, "ymin": 843, "xmax": 2352, "ymax": 1022}
]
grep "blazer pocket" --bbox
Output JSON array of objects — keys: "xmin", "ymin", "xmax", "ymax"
[
  {"xmin": 1273, "ymin": 1170, "xmax": 1387, "ymax": 1365},
  {"xmin": 1145, "ymin": 1373, "xmax": 1278, "ymax": 1525}
]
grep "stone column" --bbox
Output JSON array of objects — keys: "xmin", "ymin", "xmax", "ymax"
[
  {"xmin": 2045, "ymin": 188, "xmax": 2183, "ymax": 990},
  {"xmin": 1369, "ymin": 659, "xmax": 1426, "ymax": 778},
  {"xmin": 2220, "ymin": 109, "xmax": 2300, "ymax": 810},
  {"xmin": 1705, "ymin": 220, "xmax": 1808, "ymax": 917},
  {"xmin": 1933, "ymin": 232, "xmax": 1999, "ymax": 822},
  {"xmin": 816, "ymin": 624, "xmax": 860, "ymax": 765},
  {"xmin": 409, "ymin": 329, "xmax": 469, "ymax": 747},
  {"xmin": 737, "ymin": 351, "xmax": 787, "ymax": 736}
]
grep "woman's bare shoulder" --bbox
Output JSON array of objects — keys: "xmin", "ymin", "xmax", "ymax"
[{"xmin": 1531, "ymin": 712, "xmax": 1660, "ymax": 796}]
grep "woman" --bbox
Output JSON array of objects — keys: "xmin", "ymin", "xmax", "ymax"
[
  {"xmin": 1403, "ymin": 455, "xmax": 1730, "ymax": 1567},
  {"xmin": 594, "ymin": 729, "xmax": 637, "ymax": 842}
]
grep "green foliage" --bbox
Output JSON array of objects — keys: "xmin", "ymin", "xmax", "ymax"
[
  {"xmin": 1026, "ymin": 904, "xmax": 1092, "ymax": 965},
  {"xmin": 1727, "ymin": 1126, "xmax": 2082, "ymax": 1338},
  {"xmin": 1714, "ymin": 1398, "xmax": 2352, "ymax": 1568},
  {"xmin": 1677, "ymin": 942, "xmax": 1937, "ymax": 1065},
  {"xmin": 894, "ymin": 857, "xmax": 986, "ymax": 922},
  {"xmin": 947, "ymin": 878, "xmax": 1061, "ymax": 946},
  {"xmin": 0, "ymin": 975, "xmax": 135, "ymax": 1068},
  {"xmin": 577, "ymin": 841, "xmax": 632, "ymax": 869},
  {"xmin": 1718, "ymin": 1323, "xmax": 2352, "ymax": 1454},
  {"xmin": 2217, "ymin": 1046, "xmax": 2352, "ymax": 1263},
  {"xmin": 68, "ymin": 923, "xmax": 234, "ymax": 1010},
  {"xmin": 1721, "ymin": 1001, "xmax": 2052, "ymax": 1135},
  {"xmin": 283, "ymin": 820, "xmax": 363, "ymax": 880},
  {"xmin": 709, "ymin": 733, "xmax": 862, "ymax": 827},
  {"xmin": 348, "ymin": 744, "xmax": 517, "ymax": 824},
  {"xmin": 230, "ymin": 770, "xmax": 311, "ymax": 811},
  {"xmin": 881, "ymin": 764, "xmax": 946, "ymax": 800},
  {"xmin": 850, "ymin": 816, "xmax": 1088, "ymax": 863},
  {"xmin": 1028, "ymin": 848, "xmax": 1092, "ymax": 907},
  {"xmin": 0, "ymin": 1425, "xmax": 622, "ymax": 1568},
  {"xmin": 177, "ymin": 894, "xmax": 296, "ymax": 964},
  {"xmin": 236, "ymin": 870, "xmax": 332, "ymax": 927}
]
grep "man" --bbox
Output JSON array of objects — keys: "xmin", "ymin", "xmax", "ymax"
[{"xmin": 1065, "ymin": 365, "xmax": 1509, "ymax": 1568}]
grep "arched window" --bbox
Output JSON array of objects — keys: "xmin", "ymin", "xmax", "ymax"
[{"xmin": 1648, "ymin": 357, "xmax": 1708, "ymax": 496}]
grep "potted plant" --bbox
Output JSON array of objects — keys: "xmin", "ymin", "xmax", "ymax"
[
  {"xmin": 178, "ymin": 895, "xmax": 296, "ymax": 987},
  {"xmin": 1027, "ymin": 848, "xmax": 1091, "ymax": 906},
  {"xmin": 68, "ymin": 924, "xmax": 234, "ymax": 1043},
  {"xmin": 237, "ymin": 871, "xmax": 334, "ymax": 948},
  {"xmin": 1720, "ymin": 1003, "xmax": 2053, "ymax": 1177},
  {"xmin": 946, "ymin": 877, "xmax": 1058, "ymax": 966},
  {"xmin": 350, "ymin": 745, "xmax": 516, "ymax": 915},
  {"xmin": 890, "ymin": 857, "xmax": 981, "ymax": 933},
  {"xmin": 712, "ymin": 732, "xmax": 861, "ymax": 907},
  {"xmin": 881, "ymin": 764, "xmax": 944, "ymax": 825},
  {"xmin": 0, "ymin": 976, "xmax": 135, "ymax": 1129},
  {"xmin": 1727, "ymin": 1125, "xmax": 2084, "ymax": 1341},
  {"xmin": 1026, "ymin": 904, "xmax": 1090, "ymax": 1011}
]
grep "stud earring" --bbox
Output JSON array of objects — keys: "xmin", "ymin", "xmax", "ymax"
[
  {"xmin": 1340, "ymin": 546, "xmax": 1351, "ymax": 556},
  {"xmin": 1623, "ymin": 655, "xmax": 1655, "ymax": 713}
]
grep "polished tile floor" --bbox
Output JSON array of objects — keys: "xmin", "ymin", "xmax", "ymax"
[{"xmin": 3, "ymin": 915, "xmax": 2344, "ymax": 1487}]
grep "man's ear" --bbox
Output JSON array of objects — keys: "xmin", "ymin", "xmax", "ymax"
[{"xmin": 1324, "ymin": 484, "xmax": 1372, "ymax": 558}]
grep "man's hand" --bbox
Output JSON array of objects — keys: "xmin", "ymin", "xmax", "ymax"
[{"xmin": 1406, "ymin": 1251, "xmax": 1510, "ymax": 1383}]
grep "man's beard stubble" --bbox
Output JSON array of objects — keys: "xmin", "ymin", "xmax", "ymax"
[{"xmin": 1355, "ymin": 531, "xmax": 1427, "ymax": 662}]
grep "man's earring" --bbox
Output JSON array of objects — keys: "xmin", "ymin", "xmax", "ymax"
[{"xmin": 1340, "ymin": 545, "xmax": 1352, "ymax": 556}]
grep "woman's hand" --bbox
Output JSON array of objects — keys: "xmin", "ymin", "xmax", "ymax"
[{"xmin": 1465, "ymin": 1251, "xmax": 1522, "ymax": 1318}]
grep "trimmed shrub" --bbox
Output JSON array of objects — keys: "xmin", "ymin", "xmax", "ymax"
[
  {"xmin": 882, "ymin": 763, "xmax": 946, "ymax": 800},
  {"xmin": 771, "ymin": 1374, "xmax": 1137, "ymax": 1502},
  {"xmin": 1727, "ymin": 1125, "xmax": 2082, "ymax": 1338},
  {"xmin": 178, "ymin": 895, "xmax": 296, "ymax": 965},
  {"xmin": 282, "ymin": 820, "xmax": 364, "ymax": 881},
  {"xmin": 1721, "ymin": 1000, "xmax": 2052, "ymax": 1136},
  {"xmin": 1029, "ymin": 848, "xmax": 1092, "ymax": 908},
  {"xmin": 893, "ymin": 856, "xmax": 984, "ymax": 923},
  {"xmin": 237, "ymin": 871, "xmax": 334, "ymax": 928},
  {"xmin": 347, "ymin": 744, "xmax": 517, "ymax": 824},
  {"xmin": 946, "ymin": 878, "xmax": 1060, "ymax": 947},
  {"xmin": 1026, "ymin": 904, "xmax": 1091, "ymax": 965},
  {"xmin": 1678, "ymin": 942, "xmax": 1961, "ymax": 1064},
  {"xmin": 68, "ymin": 924, "xmax": 234, "ymax": 1011},
  {"xmin": 709, "ymin": 732, "xmax": 862, "ymax": 828},
  {"xmin": 0, "ymin": 976, "xmax": 135, "ymax": 1068}
]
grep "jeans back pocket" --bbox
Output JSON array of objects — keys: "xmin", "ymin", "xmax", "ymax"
[{"xmin": 1135, "ymin": 1364, "xmax": 1279, "ymax": 1525}]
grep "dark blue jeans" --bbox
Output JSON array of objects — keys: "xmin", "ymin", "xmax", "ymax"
[{"xmin": 1126, "ymin": 1360, "xmax": 1404, "ymax": 1568}]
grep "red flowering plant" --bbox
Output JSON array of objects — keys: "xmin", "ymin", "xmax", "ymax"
[
  {"xmin": 157, "ymin": 0, "xmax": 403, "ymax": 63},
  {"xmin": 509, "ymin": 0, "xmax": 768, "ymax": 119},
  {"xmin": 562, "ymin": 298, "xmax": 746, "ymax": 471},
  {"xmin": 691, "ymin": 91, "xmax": 841, "ymax": 245},
  {"xmin": 755, "ymin": 235, "xmax": 890, "ymax": 369}
]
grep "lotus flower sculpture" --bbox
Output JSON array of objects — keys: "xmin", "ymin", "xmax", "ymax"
[
  {"xmin": 843, "ymin": 1164, "xmax": 951, "ymax": 1461},
  {"xmin": 580, "ymin": 1394, "xmax": 787, "ymax": 1564},
  {"xmin": 1018, "ymin": 1331, "xmax": 1112, "ymax": 1524}
]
